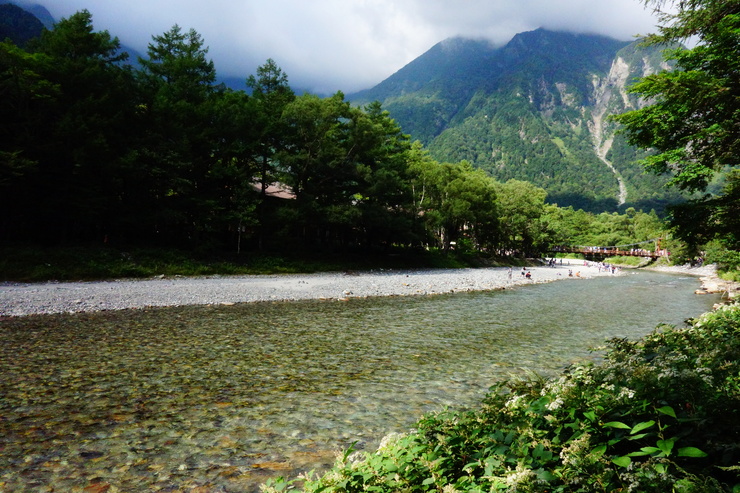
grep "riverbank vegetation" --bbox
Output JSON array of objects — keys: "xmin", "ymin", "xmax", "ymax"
[
  {"xmin": 0, "ymin": 244, "xmax": 493, "ymax": 282},
  {"xmin": 265, "ymin": 304, "xmax": 740, "ymax": 492},
  {"xmin": 0, "ymin": 14, "xmax": 550, "ymax": 259},
  {"xmin": 2, "ymin": 1, "xmax": 737, "ymax": 284}
]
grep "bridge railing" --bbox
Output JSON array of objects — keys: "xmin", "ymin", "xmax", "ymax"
[{"xmin": 548, "ymin": 246, "xmax": 668, "ymax": 258}]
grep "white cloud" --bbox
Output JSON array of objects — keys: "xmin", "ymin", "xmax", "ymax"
[{"xmin": 42, "ymin": 0, "xmax": 663, "ymax": 93}]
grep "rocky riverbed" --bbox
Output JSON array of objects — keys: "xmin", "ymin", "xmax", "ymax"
[
  {"xmin": 645, "ymin": 263, "xmax": 737, "ymax": 301},
  {"xmin": 0, "ymin": 262, "xmax": 721, "ymax": 493},
  {"xmin": 2, "ymin": 262, "xmax": 610, "ymax": 317}
]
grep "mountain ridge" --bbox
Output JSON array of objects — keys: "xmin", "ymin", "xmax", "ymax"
[
  {"xmin": 350, "ymin": 29, "xmax": 683, "ymax": 213},
  {"xmin": 0, "ymin": 3, "xmax": 44, "ymax": 46}
]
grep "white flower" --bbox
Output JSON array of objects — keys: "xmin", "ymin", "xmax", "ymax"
[
  {"xmin": 546, "ymin": 398, "xmax": 564, "ymax": 411},
  {"xmin": 618, "ymin": 387, "xmax": 635, "ymax": 400},
  {"xmin": 504, "ymin": 464, "xmax": 536, "ymax": 487},
  {"xmin": 377, "ymin": 432, "xmax": 406, "ymax": 452}
]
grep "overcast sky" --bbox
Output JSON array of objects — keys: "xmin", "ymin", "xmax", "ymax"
[{"xmin": 39, "ymin": 0, "xmax": 666, "ymax": 94}]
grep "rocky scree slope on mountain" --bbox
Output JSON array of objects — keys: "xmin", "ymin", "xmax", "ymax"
[{"xmin": 350, "ymin": 29, "xmax": 683, "ymax": 213}]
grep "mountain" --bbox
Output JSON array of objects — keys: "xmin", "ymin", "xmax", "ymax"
[
  {"xmin": 350, "ymin": 29, "xmax": 684, "ymax": 213},
  {"xmin": 0, "ymin": 1, "xmax": 250, "ymax": 90},
  {"xmin": 0, "ymin": 0, "xmax": 53, "ymax": 28},
  {"xmin": 0, "ymin": 2, "xmax": 45, "ymax": 45}
]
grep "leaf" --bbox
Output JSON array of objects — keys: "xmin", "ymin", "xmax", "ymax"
[
  {"xmin": 535, "ymin": 468, "xmax": 556, "ymax": 481},
  {"xmin": 592, "ymin": 444, "xmax": 607, "ymax": 458},
  {"xmin": 677, "ymin": 447, "xmax": 708, "ymax": 458},
  {"xmin": 612, "ymin": 456, "xmax": 632, "ymax": 468},
  {"xmin": 627, "ymin": 451, "xmax": 651, "ymax": 457},
  {"xmin": 655, "ymin": 463, "xmax": 668, "ymax": 474},
  {"xmin": 422, "ymin": 477, "xmax": 435, "ymax": 485},
  {"xmin": 603, "ymin": 421, "xmax": 631, "ymax": 429},
  {"xmin": 656, "ymin": 406, "xmax": 676, "ymax": 418},
  {"xmin": 656, "ymin": 438, "xmax": 676, "ymax": 456},
  {"xmin": 342, "ymin": 441, "xmax": 358, "ymax": 461},
  {"xmin": 628, "ymin": 446, "xmax": 661, "ymax": 457},
  {"xmin": 628, "ymin": 433, "xmax": 650, "ymax": 441},
  {"xmin": 630, "ymin": 420, "xmax": 655, "ymax": 435}
]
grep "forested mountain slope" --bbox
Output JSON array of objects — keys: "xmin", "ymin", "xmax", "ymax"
[
  {"xmin": 351, "ymin": 29, "xmax": 686, "ymax": 213},
  {"xmin": 0, "ymin": 2, "xmax": 45, "ymax": 45}
]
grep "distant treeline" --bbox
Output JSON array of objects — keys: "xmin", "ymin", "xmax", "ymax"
[{"xmin": 0, "ymin": 11, "xmax": 667, "ymax": 255}]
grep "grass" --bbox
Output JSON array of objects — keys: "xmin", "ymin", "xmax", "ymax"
[{"xmin": 0, "ymin": 244, "xmax": 501, "ymax": 282}]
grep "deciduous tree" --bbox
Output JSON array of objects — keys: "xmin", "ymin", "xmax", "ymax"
[{"xmin": 614, "ymin": 0, "xmax": 740, "ymax": 253}]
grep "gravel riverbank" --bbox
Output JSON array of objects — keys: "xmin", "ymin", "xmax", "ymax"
[
  {"xmin": 1, "ymin": 262, "xmax": 613, "ymax": 317},
  {"xmin": 645, "ymin": 262, "xmax": 737, "ymax": 300}
]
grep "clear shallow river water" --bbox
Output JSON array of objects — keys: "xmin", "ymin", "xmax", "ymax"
[{"xmin": 0, "ymin": 270, "xmax": 721, "ymax": 492}]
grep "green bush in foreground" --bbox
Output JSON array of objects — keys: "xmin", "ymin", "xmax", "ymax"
[{"xmin": 265, "ymin": 304, "xmax": 740, "ymax": 492}]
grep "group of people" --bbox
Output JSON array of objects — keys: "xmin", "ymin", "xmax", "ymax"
[
  {"xmin": 504, "ymin": 257, "xmax": 622, "ymax": 283},
  {"xmin": 584, "ymin": 260, "xmax": 621, "ymax": 274},
  {"xmin": 506, "ymin": 267, "xmax": 533, "ymax": 279},
  {"xmin": 545, "ymin": 258, "xmax": 568, "ymax": 267}
]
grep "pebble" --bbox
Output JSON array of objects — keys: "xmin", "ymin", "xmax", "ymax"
[{"xmin": 1, "ymin": 264, "xmax": 624, "ymax": 317}]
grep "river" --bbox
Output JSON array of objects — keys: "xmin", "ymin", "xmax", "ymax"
[{"xmin": 0, "ymin": 270, "xmax": 721, "ymax": 491}]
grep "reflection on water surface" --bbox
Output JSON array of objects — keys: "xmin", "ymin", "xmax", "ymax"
[{"xmin": 0, "ymin": 271, "xmax": 720, "ymax": 491}]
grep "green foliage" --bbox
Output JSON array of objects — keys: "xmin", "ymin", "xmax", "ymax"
[
  {"xmin": 2, "ymin": 11, "xmax": 509, "ymax": 256},
  {"xmin": 542, "ymin": 206, "xmax": 667, "ymax": 251},
  {"xmin": 0, "ymin": 244, "xmax": 492, "ymax": 281},
  {"xmin": 704, "ymin": 241, "xmax": 740, "ymax": 282},
  {"xmin": 0, "ymin": 6, "xmax": 696, "ymax": 264},
  {"xmin": 353, "ymin": 30, "xmax": 685, "ymax": 214},
  {"xmin": 614, "ymin": 1, "xmax": 740, "ymax": 266},
  {"xmin": 604, "ymin": 255, "xmax": 647, "ymax": 266},
  {"xmin": 494, "ymin": 180, "xmax": 549, "ymax": 256},
  {"xmin": 0, "ymin": 10, "xmax": 138, "ymax": 243},
  {"xmin": 408, "ymin": 148, "xmax": 501, "ymax": 252},
  {"xmin": 247, "ymin": 58, "xmax": 295, "ymax": 200},
  {"xmin": 277, "ymin": 304, "xmax": 740, "ymax": 492},
  {"xmin": 615, "ymin": 13, "xmax": 740, "ymax": 192}
]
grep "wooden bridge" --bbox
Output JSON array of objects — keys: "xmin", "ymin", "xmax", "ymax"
[
  {"xmin": 548, "ymin": 246, "xmax": 667, "ymax": 259},
  {"xmin": 548, "ymin": 238, "xmax": 669, "ymax": 260}
]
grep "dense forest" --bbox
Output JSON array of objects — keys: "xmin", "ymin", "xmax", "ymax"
[
  {"xmin": 1, "ymin": 5, "xmax": 736, "ymax": 279},
  {"xmin": 0, "ymin": 9, "xmax": 673, "ymax": 261},
  {"xmin": 349, "ymin": 29, "xmax": 691, "ymax": 214}
]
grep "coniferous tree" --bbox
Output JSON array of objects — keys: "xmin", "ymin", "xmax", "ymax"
[
  {"xmin": 1, "ymin": 10, "xmax": 136, "ymax": 243},
  {"xmin": 245, "ymin": 59, "xmax": 295, "ymax": 249},
  {"xmin": 136, "ymin": 25, "xmax": 221, "ymax": 245}
]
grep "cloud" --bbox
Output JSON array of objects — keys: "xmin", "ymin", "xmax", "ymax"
[{"xmin": 42, "ymin": 0, "xmax": 663, "ymax": 94}]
